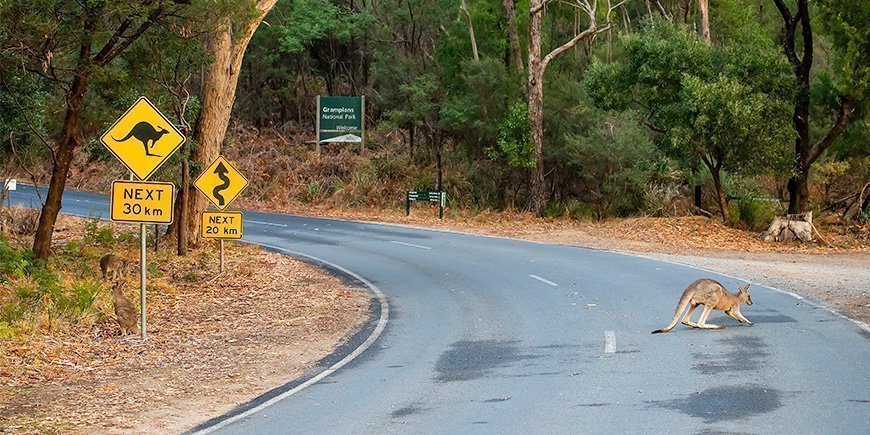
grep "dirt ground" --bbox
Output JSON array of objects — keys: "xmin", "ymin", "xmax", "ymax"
[{"xmin": 0, "ymin": 215, "xmax": 371, "ymax": 433}]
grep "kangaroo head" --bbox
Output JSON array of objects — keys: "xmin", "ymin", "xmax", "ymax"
[
  {"xmin": 157, "ymin": 127, "xmax": 169, "ymax": 135},
  {"xmin": 738, "ymin": 283, "xmax": 752, "ymax": 305}
]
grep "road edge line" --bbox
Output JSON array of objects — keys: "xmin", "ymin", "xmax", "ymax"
[{"xmin": 190, "ymin": 242, "xmax": 390, "ymax": 434}]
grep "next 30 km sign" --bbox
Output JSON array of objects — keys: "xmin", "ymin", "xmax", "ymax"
[{"xmin": 111, "ymin": 181, "xmax": 175, "ymax": 224}]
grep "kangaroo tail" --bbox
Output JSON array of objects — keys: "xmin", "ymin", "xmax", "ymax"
[
  {"xmin": 652, "ymin": 291, "xmax": 693, "ymax": 334},
  {"xmin": 112, "ymin": 131, "xmax": 135, "ymax": 142}
]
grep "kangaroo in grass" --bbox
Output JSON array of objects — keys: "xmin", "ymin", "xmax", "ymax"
[
  {"xmin": 111, "ymin": 279, "xmax": 140, "ymax": 336},
  {"xmin": 100, "ymin": 253, "xmax": 124, "ymax": 281},
  {"xmin": 652, "ymin": 279, "xmax": 753, "ymax": 334}
]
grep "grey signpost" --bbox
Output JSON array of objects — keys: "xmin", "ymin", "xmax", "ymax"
[{"xmin": 316, "ymin": 96, "xmax": 365, "ymax": 155}]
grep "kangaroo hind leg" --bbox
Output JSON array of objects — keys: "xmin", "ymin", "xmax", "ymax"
[
  {"xmin": 681, "ymin": 303, "xmax": 699, "ymax": 328},
  {"xmin": 697, "ymin": 306, "xmax": 724, "ymax": 329}
]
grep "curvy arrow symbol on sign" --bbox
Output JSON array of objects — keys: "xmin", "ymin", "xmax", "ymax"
[{"xmin": 212, "ymin": 162, "xmax": 230, "ymax": 207}]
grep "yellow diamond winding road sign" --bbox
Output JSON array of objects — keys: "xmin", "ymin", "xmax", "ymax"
[
  {"xmin": 101, "ymin": 97, "xmax": 185, "ymax": 180},
  {"xmin": 194, "ymin": 156, "xmax": 248, "ymax": 211}
]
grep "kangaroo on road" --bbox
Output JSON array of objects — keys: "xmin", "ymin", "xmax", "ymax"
[
  {"xmin": 112, "ymin": 121, "xmax": 169, "ymax": 157},
  {"xmin": 652, "ymin": 279, "xmax": 752, "ymax": 334}
]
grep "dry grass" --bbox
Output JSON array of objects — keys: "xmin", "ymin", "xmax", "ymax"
[{"xmin": 0, "ymin": 214, "xmax": 370, "ymax": 433}]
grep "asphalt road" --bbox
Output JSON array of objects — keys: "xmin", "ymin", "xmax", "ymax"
[{"xmin": 8, "ymin": 184, "xmax": 870, "ymax": 433}]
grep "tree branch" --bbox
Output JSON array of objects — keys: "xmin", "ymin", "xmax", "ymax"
[
  {"xmin": 541, "ymin": 0, "xmax": 619, "ymax": 72},
  {"xmin": 94, "ymin": 7, "xmax": 164, "ymax": 66},
  {"xmin": 806, "ymin": 96, "xmax": 855, "ymax": 167},
  {"xmin": 773, "ymin": 0, "xmax": 800, "ymax": 67}
]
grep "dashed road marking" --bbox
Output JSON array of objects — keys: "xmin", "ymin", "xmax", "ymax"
[
  {"xmin": 604, "ymin": 330, "xmax": 616, "ymax": 354},
  {"xmin": 529, "ymin": 274, "xmax": 558, "ymax": 287},
  {"xmin": 390, "ymin": 241, "xmax": 432, "ymax": 250},
  {"xmin": 248, "ymin": 219, "xmax": 288, "ymax": 227}
]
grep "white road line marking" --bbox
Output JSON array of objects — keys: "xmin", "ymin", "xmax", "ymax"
[
  {"xmin": 390, "ymin": 240, "xmax": 432, "ymax": 250},
  {"xmin": 529, "ymin": 274, "xmax": 558, "ymax": 287},
  {"xmin": 198, "ymin": 242, "xmax": 390, "ymax": 434},
  {"xmin": 604, "ymin": 330, "xmax": 616, "ymax": 354},
  {"xmin": 247, "ymin": 219, "xmax": 288, "ymax": 227}
]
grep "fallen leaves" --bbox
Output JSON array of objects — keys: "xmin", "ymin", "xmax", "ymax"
[{"xmin": 1, "ymin": 216, "xmax": 370, "ymax": 433}]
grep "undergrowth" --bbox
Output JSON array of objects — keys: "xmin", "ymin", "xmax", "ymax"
[{"xmin": 0, "ymin": 214, "xmax": 131, "ymax": 339}]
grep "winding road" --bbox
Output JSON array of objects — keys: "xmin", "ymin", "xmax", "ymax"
[{"xmin": 9, "ymin": 184, "xmax": 870, "ymax": 433}]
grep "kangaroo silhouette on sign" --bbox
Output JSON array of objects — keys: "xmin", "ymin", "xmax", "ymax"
[{"xmin": 113, "ymin": 122, "xmax": 169, "ymax": 157}]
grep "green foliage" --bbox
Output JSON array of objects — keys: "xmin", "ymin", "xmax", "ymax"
[
  {"xmin": 278, "ymin": 0, "xmax": 373, "ymax": 53},
  {"xmin": 562, "ymin": 109, "xmax": 662, "ymax": 219},
  {"xmin": 488, "ymin": 102, "xmax": 534, "ymax": 169},
  {"xmin": 671, "ymin": 74, "xmax": 792, "ymax": 173},
  {"xmin": 734, "ymin": 197, "xmax": 778, "ymax": 232},
  {"xmin": 83, "ymin": 219, "xmax": 116, "ymax": 246},
  {"xmin": 816, "ymin": 0, "xmax": 870, "ymax": 102},
  {"xmin": 586, "ymin": 18, "xmax": 794, "ymax": 182},
  {"xmin": 0, "ymin": 236, "xmax": 33, "ymax": 283}
]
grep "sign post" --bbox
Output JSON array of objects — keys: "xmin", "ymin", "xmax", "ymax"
[
  {"xmin": 2, "ymin": 179, "xmax": 15, "ymax": 208},
  {"xmin": 316, "ymin": 96, "xmax": 365, "ymax": 155},
  {"xmin": 195, "ymin": 157, "xmax": 248, "ymax": 273},
  {"xmin": 406, "ymin": 191, "xmax": 446, "ymax": 219},
  {"xmin": 102, "ymin": 97, "xmax": 184, "ymax": 340}
]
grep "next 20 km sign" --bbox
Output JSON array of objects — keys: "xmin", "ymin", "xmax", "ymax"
[
  {"xmin": 201, "ymin": 211, "xmax": 243, "ymax": 239},
  {"xmin": 110, "ymin": 180, "xmax": 174, "ymax": 224}
]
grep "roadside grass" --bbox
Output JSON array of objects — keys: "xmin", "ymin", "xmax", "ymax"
[{"xmin": 0, "ymin": 208, "xmax": 123, "ymax": 339}]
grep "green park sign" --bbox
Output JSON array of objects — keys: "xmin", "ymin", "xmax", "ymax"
[{"xmin": 316, "ymin": 96, "xmax": 365, "ymax": 147}]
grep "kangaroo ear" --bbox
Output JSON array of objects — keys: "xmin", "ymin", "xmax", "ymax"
[{"xmin": 740, "ymin": 283, "xmax": 750, "ymax": 293}]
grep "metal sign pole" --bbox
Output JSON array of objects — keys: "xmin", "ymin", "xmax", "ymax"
[
  {"xmin": 361, "ymin": 95, "xmax": 366, "ymax": 154},
  {"xmin": 316, "ymin": 95, "xmax": 322, "ymax": 156},
  {"xmin": 220, "ymin": 239, "xmax": 224, "ymax": 274},
  {"xmin": 140, "ymin": 222, "xmax": 147, "ymax": 340}
]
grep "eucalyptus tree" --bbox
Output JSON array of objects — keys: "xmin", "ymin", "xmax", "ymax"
[
  {"xmin": 0, "ymin": 0, "xmax": 199, "ymax": 258},
  {"xmin": 772, "ymin": 0, "xmax": 867, "ymax": 214},
  {"xmin": 586, "ymin": 20, "xmax": 793, "ymax": 225}
]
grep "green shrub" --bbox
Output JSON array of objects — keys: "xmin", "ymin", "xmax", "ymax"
[
  {"xmin": 734, "ymin": 197, "xmax": 777, "ymax": 231},
  {"xmin": 83, "ymin": 219, "xmax": 115, "ymax": 246},
  {"xmin": 0, "ymin": 236, "xmax": 32, "ymax": 283}
]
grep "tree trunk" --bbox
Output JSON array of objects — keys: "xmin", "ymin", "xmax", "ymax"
[
  {"xmin": 177, "ymin": 148, "xmax": 190, "ymax": 255},
  {"xmin": 527, "ymin": 1, "xmax": 546, "ymax": 214},
  {"xmin": 433, "ymin": 129, "xmax": 443, "ymax": 192},
  {"xmin": 699, "ymin": 0, "xmax": 710, "ymax": 44},
  {"xmin": 502, "ymin": 0, "xmax": 524, "ymax": 73},
  {"xmin": 460, "ymin": 0, "xmax": 479, "ymax": 62},
  {"xmin": 774, "ymin": 0, "xmax": 855, "ymax": 215},
  {"xmin": 32, "ymin": 57, "xmax": 92, "ymax": 259},
  {"xmin": 526, "ymin": 0, "xmax": 604, "ymax": 215},
  {"xmin": 409, "ymin": 124, "xmax": 415, "ymax": 158},
  {"xmin": 183, "ymin": 0, "xmax": 278, "ymax": 248},
  {"xmin": 709, "ymin": 165, "xmax": 731, "ymax": 226}
]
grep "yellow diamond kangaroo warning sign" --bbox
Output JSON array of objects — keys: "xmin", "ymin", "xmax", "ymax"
[
  {"xmin": 101, "ymin": 97, "xmax": 185, "ymax": 180},
  {"xmin": 194, "ymin": 156, "xmax": 248, "ymax": 211}
]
